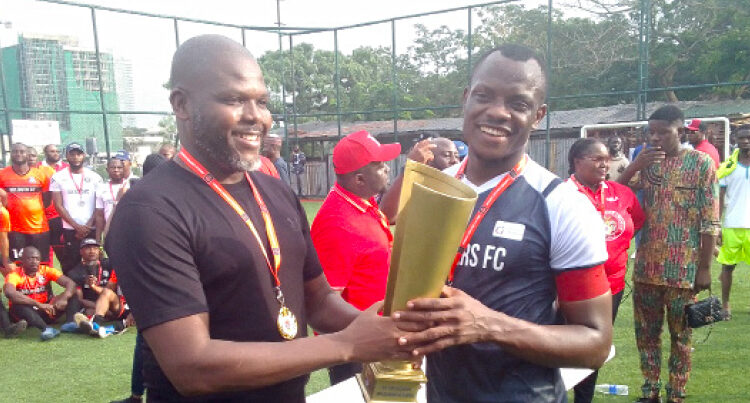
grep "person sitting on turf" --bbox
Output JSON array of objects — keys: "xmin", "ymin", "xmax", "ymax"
[
  {"xmin": 3, "ymin": 246, "xmax": 79, "ymax": 340},
  {"xmin": 68, "ymin": 238, "xmax": 131, "ymax": 338}
]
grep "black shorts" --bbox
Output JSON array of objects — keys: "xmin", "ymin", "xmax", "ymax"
[
  {"xmin": 48, "ymin": 217, "xmax": 64, "ymax": 247},
  {"xmin": 8, "ymin": 231, "xmax": 50, "ymax": 262}
]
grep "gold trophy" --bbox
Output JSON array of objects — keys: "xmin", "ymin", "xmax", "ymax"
[{"xmin": 357, "ymin": 160, "xmax": 477, "ymax": 403}]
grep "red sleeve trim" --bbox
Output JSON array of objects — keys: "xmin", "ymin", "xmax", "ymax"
[{"xmin": 555, "ymin": 264, "xmax": 609, "ymax": 302}]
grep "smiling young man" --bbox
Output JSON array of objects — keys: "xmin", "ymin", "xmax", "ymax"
[
  {"xmin": 105, "ymin": 35, "xmax": 421, "ymax": 402},
  {"xmin": 393, "ymin": 44, "xmax": 613, "ymax": 403},
  {"xmin": 618, "ymin": 105, "xmax": 719, "ymax": 403}
]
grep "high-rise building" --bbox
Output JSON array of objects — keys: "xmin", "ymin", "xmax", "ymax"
[
  {"xmin": 0, "ymin": 34, "xmax": 123, "ymax": 150},
  {"xmin": 114, "ymin": 56, "xmax": 136, "ymax": 128}
]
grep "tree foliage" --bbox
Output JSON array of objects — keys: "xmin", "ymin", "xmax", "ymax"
[{"xmin": 257, "ymin": 1, "xmax": 750, "ymax": 123}]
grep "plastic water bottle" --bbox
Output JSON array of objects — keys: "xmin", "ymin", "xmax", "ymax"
[{"xmin": 595, "ymin": 384, "xmax": 629, "ymax": 396}]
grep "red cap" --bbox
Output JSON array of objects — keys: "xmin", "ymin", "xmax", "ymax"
[
  {"xmin": 333, "ymin": 130, "xmax": 401, "ymax": 174},
  {"xmin": 685, "ymin": 118, "xmax": 701, "ymax": 131}
]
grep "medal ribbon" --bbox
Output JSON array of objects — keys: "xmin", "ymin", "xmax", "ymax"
[
  {"xmin": 178, "ymin": 149, "xmax": 282, "ymax": 288},
  {"xmin": 68, "ymin": 167, "xmax": 85, "ymax": 198},
  {"xmin": 448, "ymin": 155, "xmax": 527, "ymax": 283},
  {"xmin": 569, "ymin": 174, "xmax": 605, "ymax": 217}
]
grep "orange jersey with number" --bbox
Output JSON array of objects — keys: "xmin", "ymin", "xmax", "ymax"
[
  {"xmin": 5, "ymin": 264, "xmax": 61, "ymax": 306},
  {"xmin": 0, "ymin": 166, "xmax": 50, "ymax": 233}
]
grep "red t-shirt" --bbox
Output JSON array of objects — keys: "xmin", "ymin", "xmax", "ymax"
[
  {"xmin": 574, "ymin": 180, "xmax": 644, "ymax": 294},
  {"xmin": 41, "ymin": 160, "xmax": 69, "ymax": 219},
  {"xmin": 694, "ymin": 139, "xmax": 720, "ymax": 169},
  {"xmin": 311, "ymin": 183, "xmax": 392, "ymax": 310}
]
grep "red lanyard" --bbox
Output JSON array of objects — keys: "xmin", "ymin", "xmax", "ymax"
[
  {"xmin": 178, "ymin": 149, "xmax": 282, "ymax": 287},
  {"xmin": 68, "ymin": 168, "xmax": 85, "ymax": 196},
  {"xmin": 332, "ymin": 184, "xmax": 393, "ymax": 242},
  {"xmin": 448, "ymin": 155, "xmax": 527, "ymax": 283},
  {"xmin": 108, "ymin": 181, "xmax": 124, "ymax": 203},
  {"xmin": 569, "ymin": 175, "xmax": 605, "ymax": 217}
]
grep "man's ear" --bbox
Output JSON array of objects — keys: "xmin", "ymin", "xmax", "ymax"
[{"xmin": 169, "ymin": 89, "xmax": 190, "ymax": 121}]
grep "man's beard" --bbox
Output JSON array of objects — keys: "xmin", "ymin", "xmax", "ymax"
[{"xmin": 191, "ymin": 109, "xmax": 256, "ymax": 172}]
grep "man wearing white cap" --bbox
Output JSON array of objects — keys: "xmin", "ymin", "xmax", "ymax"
[{"xmin": 262, "ymin": 133, "xmax": 291, "ymax": 186}]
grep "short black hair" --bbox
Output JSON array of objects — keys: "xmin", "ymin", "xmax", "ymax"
[
  {"xmin": 698, "ymin": 122, "xmax": 708, "ymax": 131},
  {"xmin": 648, "ymin": 105, "xmax": 684, "ymax": 124},
  {"xmin": 470, "ymin": 44, "xmax": 547, "ymax": 93},
  {"xmin": 568, "ymin": 137, "xmax": 604, "ymax": 175},
  {"xmin": 736, "ymin": 124, "xmax": 750, "ymax": 136},
  {"xmin": 143, "ymin": 153, "xmax": 167, "ymax": 176}
]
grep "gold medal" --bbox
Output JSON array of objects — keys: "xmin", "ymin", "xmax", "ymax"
[{"xmin": 277, "ymin": 305, "xmax": 298, "ymax": 340}]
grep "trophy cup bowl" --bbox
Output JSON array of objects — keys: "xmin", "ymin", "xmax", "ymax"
[{"xmin": 357, "ymin": 160, "xmax": 477, "ymax": 402}]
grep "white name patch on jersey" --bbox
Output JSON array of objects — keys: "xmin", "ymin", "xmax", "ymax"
[{"xmin": 492, "ymin": 220, "xmax": 525, "ymax": 241}]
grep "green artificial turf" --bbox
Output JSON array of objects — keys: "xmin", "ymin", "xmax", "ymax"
[{"xmin": 1, "ymin": 200, "xmax": 747, "ymax": 402}]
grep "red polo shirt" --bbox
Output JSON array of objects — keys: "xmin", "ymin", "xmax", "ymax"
[
  {"xmin": 311, "ymin": 183, "xmax": 393, "ymax": 311},
  {"xmin": 574, "ymin": 180, "xmax": 645, "ymax": 294},
  {"xmin": 694, "ymin": 139, "xmax": 720, "ymax": 169}
]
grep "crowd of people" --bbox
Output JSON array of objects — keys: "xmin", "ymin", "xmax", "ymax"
[{"xmin": 1, "ymin": 34, "xmax": 749, "ymax": 403}]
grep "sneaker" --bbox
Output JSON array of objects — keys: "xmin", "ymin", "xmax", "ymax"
[
  {"xmin": 77, "ymin": 314, "xmax": 97, "ymax": 336},
  {"xmin": 4, "ymin": 320, "xmax": 27, "ymax": 338},
  {"xmin": 60, "ymin": 321, "xmax": 79, "ymax": 333},
  {"xmin": 40, "ymin": 327, "xmax": 60, "ymax": 341},
  {"xmin": 97, "ymin": 324, "xmax": 116, "ymax": 339},
  {"xmin": 74, "ymin": 312, "xmax": 88, "ymax": 327}
]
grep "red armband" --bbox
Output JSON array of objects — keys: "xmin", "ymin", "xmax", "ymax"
[{"xmin": 555, "ymin": 264, "xmax": 609, "ymax": 302}]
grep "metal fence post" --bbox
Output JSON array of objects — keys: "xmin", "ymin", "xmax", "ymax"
[
  {"xmin": 544, "ymin": 0, "xmax": 553, "ymax": 169},
  {"xmin": 289, "ymin": 35, "xmax": 297, "ymax": 143},
  {"xmin": 0, "ymin": 48, "xmax": 12, "ymax": 164},
  {"xmin": 467, "ymin": 7, "xmax": 473, "ymax": 87},
  {"xmin": 91, "ymin": 7, "xmax": 111, "ymax": 158},
  {"xmin": 334, "ymin": 29, "xmax": 342, "ymax": 139},
  {"xmin": 391, "ymin": 19, "xmax": 398, "ymax": 138}
]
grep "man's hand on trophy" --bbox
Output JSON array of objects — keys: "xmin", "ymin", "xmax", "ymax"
[
  {"xmin": 332, "ymin": 301, "xmax": 419, "ymax": 363},
  {"xmin": 407, "ymin": 139, "xmax": 435, "ymax": 165},
  {"xmin": 393, "ymin": 285, "xmax": 499, "ymax": 356}
]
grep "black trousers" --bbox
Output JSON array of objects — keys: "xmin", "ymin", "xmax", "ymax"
[
  {"xmin": 573, "ymin": 290, "xmax": 624, "ymax": 403},
  {"xmin": 9, "ymin": 298, "xmax": 80, "ymax": 330},
  {"xmin": 0, "ymin": 300, "xmax": 13, "ymax": 333},
  {"xmin": 61, "ymin": 228, "xmax": 95, "ymax": 274}
]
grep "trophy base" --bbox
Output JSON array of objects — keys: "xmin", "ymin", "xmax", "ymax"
[{"xmin": 356, "ymin": 361, "xmax": 427, "ymax": 402}]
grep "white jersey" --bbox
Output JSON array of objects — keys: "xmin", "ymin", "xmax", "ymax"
[
  {"xmin": 719, "ymin": 162, "xmax": 750, "ymax": 228},
  {"xmin": 96, "ymin": 180, "xmax": 128, "ymax": 226},
  {"xmin": 50, "ymin": 167, "xmax": 103, "ymax": 229}
]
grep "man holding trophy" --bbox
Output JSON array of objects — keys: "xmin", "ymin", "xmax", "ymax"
[{"xmin": 394, "ymin": 44, "xmax": 614, "ymax": 402}]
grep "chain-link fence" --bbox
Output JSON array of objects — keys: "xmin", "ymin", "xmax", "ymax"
[{"xmin": 1, "ymin": 0, "xmax": 748, "ymax": 194}]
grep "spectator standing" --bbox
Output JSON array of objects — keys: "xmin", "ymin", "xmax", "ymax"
[
  {"xmin": 95, "ymin": 158, "xmax": 128, "ymax": 243},
  {"xmin": 262, "ymin": 133, "xmax": 291, "ymax": 185},
  {"xmin": 51, "ymin": 143, "xmax": 103, "ymax": 274},
  {"xmin": 716, "ymin": 125, "xmax": 750, "ymax": 319},
  {"xmin": 428, "ymin": 137, "xmax": 460, "ymax": 170},
  {"xmin": 158, "ymin": 143, "xmax": 176, "ymax": 160},
  {"xmin": 114, "ymin": 151, "xmax": 138, "ymax": 181},
  {"xmin": 311, "ymin": 130, "xmax": 400, "ymax": 384},
  {"xmin": 606, "ymin": 135, "xmax": 629, "ymax": 182},
  {"xmin": 40, "ymin": 144, "xmax": 69, "ymax": 267},
  {"xmin": 0, "ymin": 143, "xmax": 52, "ymax": 263},
  {"xmin": 686, "ymin": 119, "xmax": 720, "ymax": 169},
  {"xmin": 568, "ymin": 138, "xmax": 645, "ymax": 403},
  {"xmin": 291, "ymin": 144, "xmax": 306, "ymax": 195},
  {"xmin": 3, "ymin": 246, "xmax": 78, "ymax": 340},
  {"xmin": 618, "ymin": 105, "xmax": 719, "ymax": 403},
  {"xmin": 26, "ymin": 146, "xmax": 40, "ymax": 167}
]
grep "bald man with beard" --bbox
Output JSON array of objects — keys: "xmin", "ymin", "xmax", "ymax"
[{"xmin": 105, "ymin": 35, "xmax": 425, "ymax": 402}]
